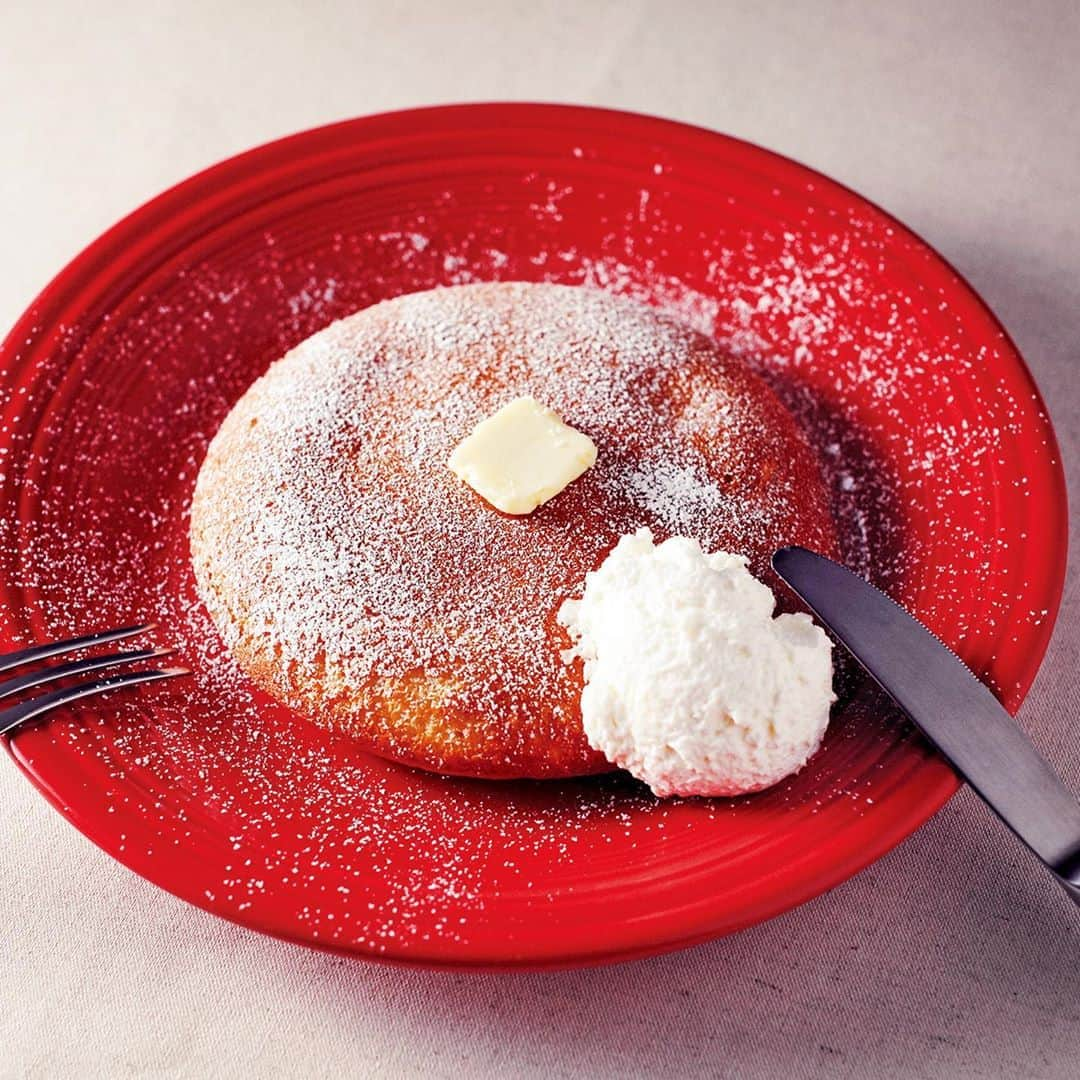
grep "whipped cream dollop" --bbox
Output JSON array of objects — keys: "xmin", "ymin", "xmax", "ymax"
[{"xmin": 557, "ymin": 529, "xmax": 835, "ymax": 797}]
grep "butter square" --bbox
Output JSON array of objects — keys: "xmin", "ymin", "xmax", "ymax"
[{"xmin": 448, "ymin": 396, "xmax": 597, "ymax": 515}]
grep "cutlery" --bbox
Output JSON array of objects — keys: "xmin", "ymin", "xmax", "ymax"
[
  {"xmin": 0, "ymin": 624, "xmax": 188, "ymax": 735},
  {"xmin": 773, "ymin": 546, "xmax": 1080, "ymax": 906}
]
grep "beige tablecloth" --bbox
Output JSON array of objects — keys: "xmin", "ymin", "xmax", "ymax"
[{"xmin": 2, "ymin": 2, "xmax": 1078, "ymax": 1077}]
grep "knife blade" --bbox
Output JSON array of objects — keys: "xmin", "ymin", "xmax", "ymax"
[{"xmin": 772, "ymin": 546, "xmax": 1080, "ymax": 903}]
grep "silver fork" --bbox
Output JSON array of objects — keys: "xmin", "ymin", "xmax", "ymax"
[{"xmin": 0, "ymin": 624, "xmax": 189, "ymax": 736}]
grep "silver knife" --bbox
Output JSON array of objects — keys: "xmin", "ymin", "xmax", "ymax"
[{"xmin": 772, "ymin": 546, "xmax": 1080, "ymax": 906}]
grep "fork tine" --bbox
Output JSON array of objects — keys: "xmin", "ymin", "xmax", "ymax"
[
  {"xmin": 0, "ymin": 624, "xmax": 155, "ymax": 675},
  {"xmin": 0, "ymin": 646, "xmax": 176, "ymax": 701},
  {"xmin": 0, "ymin": 666, "xmax": 190, "ymax": 737}
]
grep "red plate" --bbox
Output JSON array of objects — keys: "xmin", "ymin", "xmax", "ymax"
[{"xmin": 0, "ymin": 105, "xmax": 1067, "ymax": 968}]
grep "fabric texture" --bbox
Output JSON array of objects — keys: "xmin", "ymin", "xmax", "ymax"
[{"xmin": 2, "ymin": 2, "xmax": 1078, "ymax": 1076}]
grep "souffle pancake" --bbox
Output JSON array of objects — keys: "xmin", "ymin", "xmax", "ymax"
[{"xmin": 190, "ymin": 283, "xmax": 838, "ymax": 779}]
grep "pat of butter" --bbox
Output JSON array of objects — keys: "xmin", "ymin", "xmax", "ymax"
[{"xmin": 448, "ymin": 396, "xmax": 597, "ymax": 515}]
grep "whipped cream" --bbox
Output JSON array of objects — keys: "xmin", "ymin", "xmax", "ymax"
[{"xmin": 557, "ymin": 529, "xmax": 835, "ymax": 797}]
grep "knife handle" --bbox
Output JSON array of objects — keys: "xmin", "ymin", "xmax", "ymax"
[
  {"xmin": 1060, "ymin": 883, "xmax": 1080, "ymax": 906},
  {"xmin": 1053, "ymin": 849, "xmax": 1080, "ymax": 905}
]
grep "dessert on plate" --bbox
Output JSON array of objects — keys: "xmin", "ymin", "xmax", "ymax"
[{"xmin": 190, "ymin": 282, "xmax": 837, "ymax": 788}]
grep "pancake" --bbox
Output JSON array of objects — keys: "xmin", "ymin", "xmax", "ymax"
[{"xmin": 190, "ymin": 282, "xmax": 839, "ymax": 779}]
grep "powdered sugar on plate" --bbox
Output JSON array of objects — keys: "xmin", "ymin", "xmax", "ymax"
[{"xmin": 0, "ymin": 140, "xmax": 1057, "ymax": 957}]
